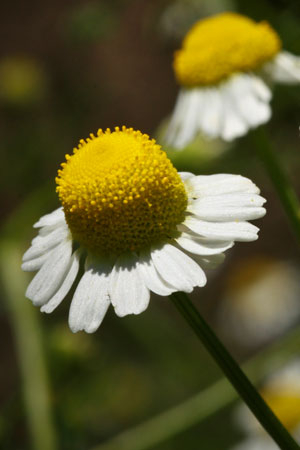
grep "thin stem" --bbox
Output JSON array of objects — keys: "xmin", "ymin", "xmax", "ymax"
[
  {"xmin": 92, "ymin": 326, "xmax": 300, "ymax": 450},
  {"xmin": 0, "ymin": 241, "xmax": 57, "ymax": 450},
  {"xmin": 252, "ymin": 127, "xmax": 300, "ymax": 245},
  {"xmin": 170, "ymin": 291, "xmax": 300, "ymax": 450}
]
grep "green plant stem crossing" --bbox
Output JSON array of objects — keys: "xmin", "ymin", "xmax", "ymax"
[{"xmin": 170, "ymin": 291, "xmax": 300, "ymax": 450}]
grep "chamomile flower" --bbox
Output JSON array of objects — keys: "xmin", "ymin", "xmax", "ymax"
[
  {"xmin": 165, "ymin": 12, "xmax": 300, "ymax": 147},
  {"xmin": 232, "ymin": 360, "xmax": 300, "ymax": 450},
  {"xmin": 22, "ymin": 126, "xmax": 266, "ymax": 333}
]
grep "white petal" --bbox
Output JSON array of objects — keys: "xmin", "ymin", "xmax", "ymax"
[
  {"xmin": 41, "ymin": 250, "xmax": 81, "ymax": 314},
  {"xmin": 173, "ymin": 89, "xmax": 203, "ymax": 148},
  {"xmin": 193, "ymin": 253, "xmax": 225, "ymax": 269},
  {"xmin": 26, "ymin": 239, "xmax": 72, "ymax": 306},
  {"xmin": 185, "ymin": 174, "xmax": 260, "ymax": 198},
  {"xmin": 68, "ymin": 256, "xmax": 111, "ymax": 333},
  {"xmin": 179, "ymin": 171, "xmax": 194, "ymax": 181},
  {"xmin": 187, "ymin": 190, "xmax": 266, "ymax": 222},
  {"xmin": 190, "ymin": 206, "xmax": 266, "ymax": 221},
  {"xmin": 151, "ymin": 243, "xmax": 206, "ymax": 292},
  {"xmin": 109, "ymin": 253, "xmax": 150, "ymax": 317},
  {"xmin": 138, "ymin": 250, "xmax": 176, "ymax": 296},
  {"xmin": 229, "ymin": 74, "xmax": 271, "ymax": 127},
  {"xmin": 23, "ymin": 224, "xmax": 69, "ymax": 262},
  {"xmin": 176, "ymin": 233, "xmax": 234, "ymax": 255},
  {"xmin": 33, "ymin": 207, "xmax": 65, "ymax": 228},
  {"xmin": 184, "ymin": 217, "xmax": 260, "ymax": 242},
  {"xmin": 221, "ymin": 79, "xmax": 248, "ymax": 141},
  {"xmin": 21, "ymin": 252, "xmax": 50, "ymax": 272},
  {"xmin": 264, "ymin": 51, "xmax": 300, "ymax": 84},
  {"xmin": 188, "ymin": 197, "xmax": 266, "ymax": 221},
  {"xmin": 188, "ymin": 192, "xmax": 266, "ymax": 208},
  {"xmin": 250, "ymin": 74, "xmax": 272, "ymax": 102},
  {"xmin": 199, "ymin": 87, "xmax": 223, "ymax": 138},
  {"xmin": 164, "ymin": 89, "xmax": 188, "ymax": 145}
]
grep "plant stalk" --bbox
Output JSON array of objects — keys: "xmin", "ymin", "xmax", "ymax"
[{"xmin": 170, "ymin": 291, "xmax": 299, "ymax": 450}]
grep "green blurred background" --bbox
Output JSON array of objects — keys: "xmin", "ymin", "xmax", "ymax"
[{"xmin": 1, "ymin": 0, "xmax": 300, "ymax": 449}]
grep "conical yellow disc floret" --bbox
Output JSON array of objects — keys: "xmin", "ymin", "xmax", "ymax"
[
  {"xmin": 174, "ymin": 12, "xmax": 281, "ymax": 87},
  {"xmin": 56, "ymin": 127, "xmax": 187, "ymax": 255}
]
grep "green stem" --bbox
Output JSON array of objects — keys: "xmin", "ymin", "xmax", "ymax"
[
  {"xmin": 0, "ymin": 183, "xmax": 58, "ymax": 450},
  {"xmin": 92, "ymin": 326, "xmax": 300, "ymax": 450},
  {"xmin": 170, "ymin": 292, "xmax": 299, "ymax": 450},
  {"xmin": 0, "ymin": 241, "xmax": 57, "ymax": 450},
  {"xmin": 252, "ymin": 127, "xmax": 300, "ymax": 245}
]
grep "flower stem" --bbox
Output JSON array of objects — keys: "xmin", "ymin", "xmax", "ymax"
[
  {"xmin": 170, "ymin": 291, "xmax": 300, "ymax": 450},
  {"xmin": 252, "ymin": 127, "xmax": 300, "ymax": 245},
  {"xmin": 0, "ymin": 241, "xmax": 57, "ymax": 450},
  {"xmin": 91, "ymin": 326, "xmax": 300, "ymax": 450}
]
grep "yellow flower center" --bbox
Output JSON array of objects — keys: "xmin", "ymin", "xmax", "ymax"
[
  {"xmin": 56, "ymin": 126, "xmax": 187, "ymax": 255},
  {"xmin": 261, "ymin": 387, "xmax": 300, "ymax": 432},
  {"xmin": 174, "ymin": 12, "xmax": 281, "ymax": 87}
]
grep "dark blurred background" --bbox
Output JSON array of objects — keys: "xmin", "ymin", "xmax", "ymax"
[{"xmin": 1, "ymin": 1, "xmax": 300, "ymax": 449}]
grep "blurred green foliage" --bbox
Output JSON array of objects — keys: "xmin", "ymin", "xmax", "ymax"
[{"xmin": 66, "ymin": 3, "xmax": 118, "ymax": 44}]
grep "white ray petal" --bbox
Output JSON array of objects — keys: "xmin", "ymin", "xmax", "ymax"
[
  {"xmin": 221, "ymin": 80, "xmax": 248, "ymax": 141},
  {"xmin": 138, "ymin": 250, "xmax": 176, "ymax": 296},
  {"xmin": 184, "ymin": 217, "xmax": 259, "ymax": 242},
  {"xmin": 173, "ymin": 89, "xmax": 203, "ymax": 148},
  {"xmin": 151, "ymin": 243, "xmax": 206, "ymax": 292},
  {"xmin": 185, "ymin": 174, "xmax": 260, "ymax": 198},
  {"xmin": 199, "ymin": 87, "xmax": 223, "ymax": 138},
  {"xmin": 188, "ymin": 204, "xmax": 266, "ymax": 221},
  {"xmin": 165, "ymin": 89, "xmax": 188, "ymax": 144},
  {"xmin": 176, "ymin": 233, "xmax": 234, "ymax": 255},
  {"xmin": 21, "ymin": 252, "xmax": 50, "ymax": 272},
  {"xmin": 110, "ymin": 253, "xmax": 150, "ymax": 317},
  {"xmin": 179, "ymin": 171, "xmax": 194, "ymax": 181},
  {"xmin": 188, "ymin": 192, "xmax": 266, "ymax": 208},
  {"xmin": 41, "ymin": 250, "xmax": 81, "ymax": 314},
  {"xmin": 33, "ymin": 207, "xmax": 65, "ymax": 228},
  {"xmin": 26, "ymin": 239, "xmax": 72, "ymax": 306},
  {"xmin": 250, "ymin": 74, "xmax": 272, "ymax": 102},
  {"xmin": 264, "ymin": 51, "xmax": 300, "ymax": 84},
  {"xmin": 68, "ymin": 256, "xmax": 111, "ymax": 333},
  {"xmin": 229, "ymin": 74, "xmax": 271, "ymax": 127},
  {"xmin": 23, "ymin": 224, "xmax": 69, "ymax": 262},
  {"xmin": 192, "ymin": 253, "xmax": 225, "ymax": 269}
]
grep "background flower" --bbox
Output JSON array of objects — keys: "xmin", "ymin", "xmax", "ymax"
[
  {"xmin": 165, "ymin": 12, "xmax": 300, "ymax": 147},
  {"xmin": 232, "ymin": 360, "xmax": 300, "ymax": 450}
]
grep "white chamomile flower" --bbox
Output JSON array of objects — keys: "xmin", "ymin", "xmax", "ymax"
[
  {"xmin": 232, "ymin": 360, "xmax": 300, "ymax": 450},
  {"xmin": 165, "ymin": 12, "xmax": 300, "ymax": 147},
  {"xmin": 22, "ymin": 126, "xmax": 266, "ymax": 333}
]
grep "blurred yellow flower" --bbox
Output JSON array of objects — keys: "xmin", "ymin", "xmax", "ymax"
[
  {"xmin": 0, "ymin": 56, "xmax": 47, "ymax": 106},
  {"xmin": 233, "ymin": 360, "xmax": 300, "ymax": 450},
  {"xmin": 165, "ymin": 12, "xmax": 300, "ymax": 146}
]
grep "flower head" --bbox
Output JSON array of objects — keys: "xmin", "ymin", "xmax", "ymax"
[
  {"xmin": 165, "ymin": 12, "xmax": 300, "ymax": 146},
  {"xmin": 174, "ymin": 13, "xmax": 281, "ymax": 87},
  {"xmin": 56, "ymin": 127, "xmax": 187, "ymax": 255},
  {"xmin": 22, "ymin": 126, "xmax": 266, "ymax": 333}
]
